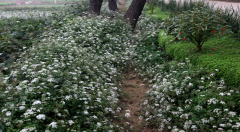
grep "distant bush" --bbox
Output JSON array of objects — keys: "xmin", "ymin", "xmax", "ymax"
[
  {"xmin": 0, "ymin": 2, "xmax": 16, "ymax": 6},
  {"xmin": 157, "ymin": 0, "xmax": 240, "ymax": 39}
]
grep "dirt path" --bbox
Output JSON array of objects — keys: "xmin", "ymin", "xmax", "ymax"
[{"xmin": 114, "ymin": 72, "xmax": 159, "ymax": 132}]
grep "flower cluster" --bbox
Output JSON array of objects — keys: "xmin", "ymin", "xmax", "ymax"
[
  {"xmin": 0, "ymin": 10, "xmax": 134, "ymax": 131},
  {"xmin": 0, "ymin": 10, "xmax": 56, "ymax": 19},
  {"xmin": 140, "ymin": 58, "xmax": 240, "ymax": 131}
]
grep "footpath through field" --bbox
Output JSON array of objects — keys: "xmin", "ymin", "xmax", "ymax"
[
  {"xmin": 114, "ymin": 72, "xmax": 159, "ymax": 131},
  {"xmin": 115, "ymin": 0, "xmax": 161, "ymax": 131}
]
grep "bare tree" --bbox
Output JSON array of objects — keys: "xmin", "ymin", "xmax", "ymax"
[
  {"xmin": 108, "ymin": 0, "xmax": 118, "ymax": 11},
  {"xmin": 89, "ymin": 0, "xmax": 103, "ymax": 15},
  {"xmin": 124, "ymin": 0, "xmax": 147, "ymax": 30}
]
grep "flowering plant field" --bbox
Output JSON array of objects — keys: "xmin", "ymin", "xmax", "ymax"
[
  {"xmin": 0, "ymin": 10, "xmax": 55, "ymax": 19},
  {"xmin": 141, "ymin": 58, "xmax": 240, "ymax": 131},
  {"xmin": 0, "ymin": 10, "xmax": 136, "ymax": 131},
  {"xmin": 0, "ymin": 0, "xmax": 240, "ymax": 131}
]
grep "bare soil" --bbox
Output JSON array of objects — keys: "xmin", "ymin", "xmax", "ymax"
[{"xmin": 114, "ymin": 72, "xmax": 160, "ymax": 132}]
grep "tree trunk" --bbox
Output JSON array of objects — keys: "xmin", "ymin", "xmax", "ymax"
[
  {"xmin": 124, "ymin": 0, "xmax": 147, "ymax": 30},
  {"xmin": 54, "ymin": 0, "xmax": 57, "ymax": 4},
  {"xmin": 108, "ymin": 0, "xmax": 118, "ymax": 11},
  {"xmin": 89, "ymin": 0, "xmax": 103, "ymax": 15},
  {"xmin": 197, "ymin": 44, "xmax": 202, "ymax": 52}
]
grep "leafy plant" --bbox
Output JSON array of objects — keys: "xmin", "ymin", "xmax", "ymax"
[
  {"xmin": 147, "ymin": 0, "xmax": 158, "ymax": 14},
  {"xmin": 161, "ymin": 2, "xmax": 232, "ymax": 52}
]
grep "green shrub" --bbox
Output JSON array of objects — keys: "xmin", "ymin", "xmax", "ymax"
[
  {"xmin": 146, "ymin": 0, "xmax": 158, "ymax": 14},
  {"xmin": 161, "ymin": 2, "xmax": 232, "ymax": 52},
  {"xmin": 157, "ymin": 0, "xmax": 240, "ymax": 40},
  {"xmin": 0, "ymin": 2, "xmax": 16, "ymax": 6}
]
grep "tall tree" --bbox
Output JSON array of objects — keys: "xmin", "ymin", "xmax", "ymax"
[
  {"xmin": 89, "ymin": 0, "xmax": 103, "ymax": 15},
  {"xmin": 88, "ymin": 0, "xmax": 146, "ymax": 30},
  {"xmin": 124, "ymin": 0, "xmax": 147, "ymax": 30},
  {"xmin": 108, "ymin": 0, "xmax": 118, "ymax": 11}
]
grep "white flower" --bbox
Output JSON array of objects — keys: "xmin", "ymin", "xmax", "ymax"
[
  {"xmin": 65, "ymin": 95, "xmax": 72, "ymax": 100},
  {"xmin": 47, "ymin": 78, "xmax": 55, "ymax": 82},
  {"xmin": 125, "ymin": 110, "xmax": 130, "ymax": 113},
  {"xmin": 49, "ymin": 122, "xmax": 57, "ymax": 128},
  {"xmin": 97, "ymin": 122, "xmax": 101, "ymax": 128},
  {"xmin": 116, "ymin": 107, "xmax": 121, "ymax": 112},
  {"xmin": 83, "ymin": 110, "xmax": 89, "ymax": 115},
  {"xmin": 228, "ymin": 111, "xmax": 237, "ymax": 117},
  {"xmin": 188, "ymin": 83, "xmax": 193, "ymax": 87},
  {"xmin": 207, "ymin": 98, "xmax": 218, "ymax": 105},
  {"xmin": 125, "ymin": 113, "xmax": 130, "ymax": 118},
  {"xmin": 219, "ymin": 93, "xmax": 225, "ymax": 96},
  {"xmin": 69, "ymin": 120, "xmax": 74, "ymax": 125},
  {"xmin": 20, "ymin": 129, "xmax": 30, "ymax": 132},
  {"xmin": 91, "ymin": 115, "xmax": 97, "ymax": 119},
  {"xmin": 220, "ymin": 101, "xmax": 225, "ymax": 104},
  {"xmin": 46, "ymin": 92, "xmax": 51, "ymax": 96},
  {"xmin": 31, "ymin": 78, "xmax": 38, "ymax": 83},
  {"xmin": 191, "ymin": 125, "xmax": 197, "ymax": 130},
  {"xmin": 183, "ymin": 120, "xmax": 192, "ymax": 130},
  {"xmin": 215, "ymin": 69, "xmax": 219, "ymax": 72},
  {"xmin": 20, "ymin": 127, "xmax": 36, "ymax": 132},
  {"xmin": 220, "ymin": 124, "xmax": 226, "ymax": 127},
  {"xmin": 32, "ymin": 100, "xmax": 41, "ymax": 105},
  {"xmin": 143, "ymin": 100, "xmax": 148, "ymax": 105},
  {"xmin": 19, "ymin": 106, "xmax": 25, "ymax": 110},
  {"xmin": 36, "ymin": 114, "xmax": 46, "ymax": 120},
  {"xmin": 2, "ymin": 109, "xmax": 7, "ymax": 112},
  {"xmin": 6, "ymin": 111, "xmax": 11, "ymax": 116}
]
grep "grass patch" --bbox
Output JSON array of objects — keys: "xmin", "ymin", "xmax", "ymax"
[
  {"xmin": 145, "ymin": 7, "xmax": 171, "ymax": 20},
  {"xmin": 159, "ymin": 30, "xmax": 240, "ymax": 87}
]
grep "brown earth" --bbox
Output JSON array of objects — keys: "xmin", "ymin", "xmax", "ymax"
[{"xmin": 114, "ymin": 72, "xmax": 160, "ymax": 132}]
